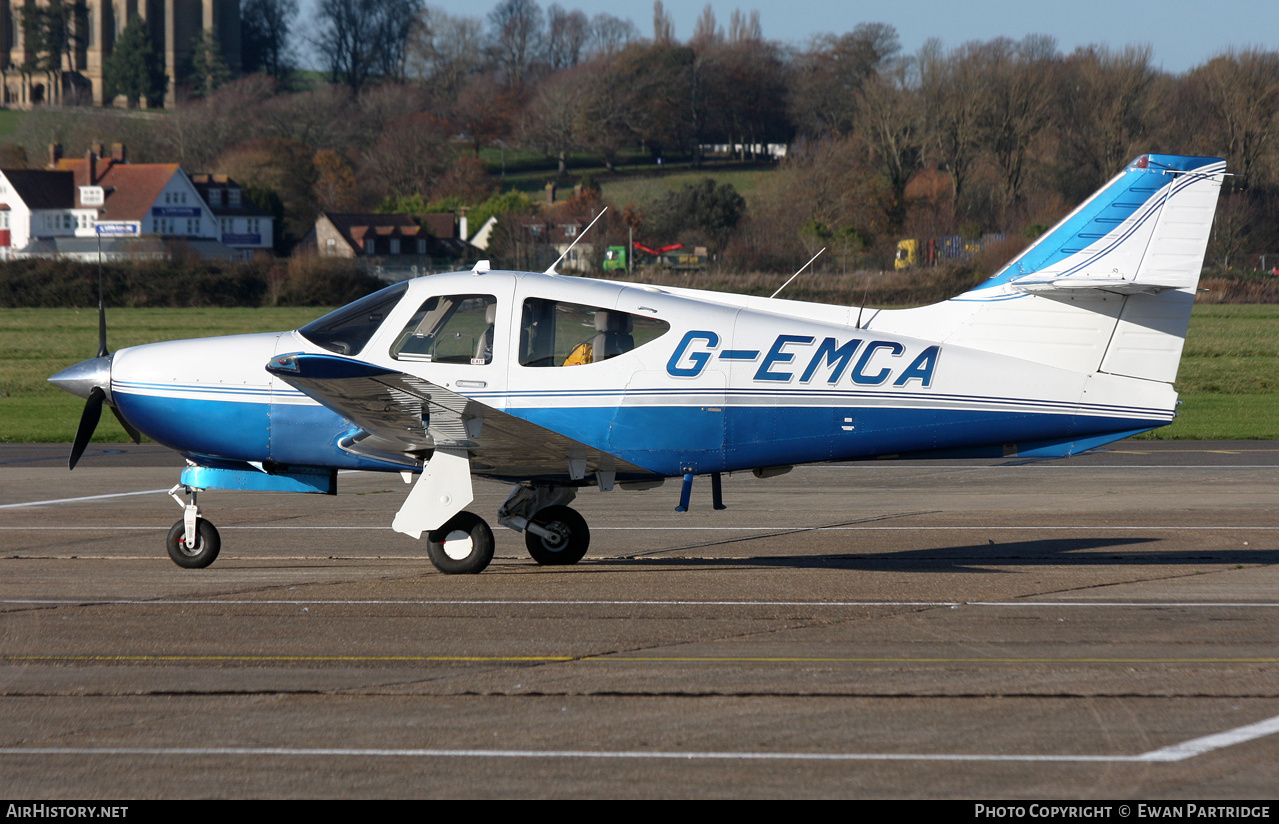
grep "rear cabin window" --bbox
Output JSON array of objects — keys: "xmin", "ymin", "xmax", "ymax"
[
  {"xmin": 391, "ymin": 294, "xmax": 498, "ymax": 365},
  {"xmin": 298, "ymin": 282, "xmax": 408, "ymax": 356},
  {"xmin": 519, "ymin": 298, "xmax": 670, "ymax": 367}
]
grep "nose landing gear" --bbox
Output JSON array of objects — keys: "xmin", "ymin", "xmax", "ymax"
[{"xmin": 166, "ymin": 484, "xmax": 220, "ymax": 569}]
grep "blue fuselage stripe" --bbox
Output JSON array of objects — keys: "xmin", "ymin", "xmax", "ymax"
[{"xmin": 114, "ymin": 393, "xmax": 1165, "ymax": 478}]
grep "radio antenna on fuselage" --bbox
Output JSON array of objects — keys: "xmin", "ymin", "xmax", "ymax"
[
  {"xmin": 545, "ymin": 207, "xmax": 609, "ymax": 275},
  {"xmin": 769, "ymin": 247, "xmax": 825, "ymax": 299}
]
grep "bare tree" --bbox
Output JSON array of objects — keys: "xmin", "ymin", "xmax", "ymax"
[
  {"xmin": 489, "ymin": 0, "xmax": 545, "ymax": 89},
  {"xmin": 578, "ymin": 55, "xmax": 636, "ymax": 171},
  {"xmin": 520, "ymin": 66, "xmax": 590, "ymax": 176},
  {"xmin": 358, "ymin": 113, "xmax": 452, "ymax": 200},
  {"xmin": 652, "ymin": 1, "xmax": 674, "ymax": 46},
  {"xmin": 981, "ymin": 35, "xmax": 1059, "ymax": 208},
  {"xmin": 406, "ymin": 7, "xmax": 488, "ymax": 103},
  {"xmin": 241, "ymin": 0, "xmax": 297, "ymax": 78},
  {"xmin": 781, "ymin": 137, "xmax": 893, "ymax": 271},
  {"xmin": 789, "ymin": 23, "xmax": 901, "ymax": 137},
  {"xmin": 314, "ymin": 0, "xmax": 425, "ymax": 93},
  {"xmin": 1058, "ymin": 44, "xmax": 1163, "ymax": 197},
  {"xmin": 445, "ymin": 71, "xmax": 521, "ymax": 156},
  {"xmin": 727, "ymin": 9, "xmax": 761, "ymax": 43},
  {"xmin": 917, "ymin": 38, "xmax": 989, "ymax": 213},
  {"xmin": 692, "ymin": 5, "xmax": 721, "ymax": 45},
  {"xmin": 257, "ymin": 84, "xmax": 363, "ymax": 153},
  {"xmin": 1189, "ymin": 48, "xmax": 1279, "ymax": 190},
  {"xmin": 701, "ymin": 37, "xmax": 790, "ymax": 159},
  {"xmin": 546, "ymin": 5, "xmax": 589, "ymax": 70},
  {"xmin": 160, "ymin": 74, "xmax": 278, "ymax": 168},
  {"xmin": 855, "ymin": 57, "xmax": 920, "ymax": 228},
  {"xmin": 586, "ymin": 13, "xmax": 638, "ymax": 58}
]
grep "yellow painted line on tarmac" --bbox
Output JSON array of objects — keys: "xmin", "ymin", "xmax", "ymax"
[
  {"xmin": 4, "ymin": 654, "xmax": 1277, "ymax": 665},
  {"xmin": 601, "ymin": 656, "xmax": 1279, "ymax": 664},
  {"xmin": 1106, "ymin": 448, "xmax": 1279, "ymax": 454},
  {"xmin": 0, "ymin": 654, "xmax": 574, "ymax": 663}
]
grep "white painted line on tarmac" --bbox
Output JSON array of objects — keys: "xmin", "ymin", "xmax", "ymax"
[
  {"xmin": 0, "ymin": 470, "xmax": 367, "ymax": 509},
  {"xmin": 4, "ymin": 715, "xmax": 1279, "ymax": 763},
  {"xmin": 812, "ymin": 465, "xmax": 1279, "ymax": 469},
  {"xmin": 5, "ymin": 598, "xmax": 1279, "ymax": 608},
  {"xmin": 2, "ymin": 525, "xmax": 1277, "ymax": 531},
  {"xmin": 0, "ymin": 489, "xmax": 171, "ymax": 509},
  {"xmin": 1139, "ymin": 713, "xmax": 1279, "ymax": 762}
]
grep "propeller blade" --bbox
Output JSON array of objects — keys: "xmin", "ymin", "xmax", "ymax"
[
  {"xmin": 110, "ymin": 404, "xmax": 142, "ymax": 445},
  {"xmin": 69, "ymin": 387, "xmax": 105, "ymax": 470}
]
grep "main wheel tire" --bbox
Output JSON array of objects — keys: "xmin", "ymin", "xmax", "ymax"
[
  {"xmin": 525, "ymin": 505, "xmax": 590, "ymax": 565},
  {"xmin": 166, "ymin": 518, "xmax": 221, "ymax": 569},
  {"xmin": 427, "ymin": 511, "xmax": 495, "ymax": 574}
]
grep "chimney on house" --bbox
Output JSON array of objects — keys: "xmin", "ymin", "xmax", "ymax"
[
  {"xmin": 545, "ymin": 181, "xmax": 556, "ymax": 204},
  {"xmin": 86, "ymin": 149, "xmax": 96, "ymax": 185},
  {"xmin": 459, "ymin": 208, "xmax": 469, "ymax": 243},
  {"xmin": 110, "ymin": 143, "xmax": 126, "ymax": 163},
  {"xmin": 48, "ymin": 143, "xmax": 62, "ymax": 168}
]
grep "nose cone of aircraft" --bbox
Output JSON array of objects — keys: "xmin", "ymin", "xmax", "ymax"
[{"xmin": 48, "ymin": 355, "xmax": 112, "ymax": 401}]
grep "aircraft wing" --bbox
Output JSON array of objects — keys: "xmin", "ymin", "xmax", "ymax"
[{"xmin": 266, "ymin": 352, "xmax": 652, "ymax": 482}]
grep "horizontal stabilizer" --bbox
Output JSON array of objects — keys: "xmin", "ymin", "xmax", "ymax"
[{"xmin": 1010, "ymin": 277, "xmax": 1178, "ymax": 295}]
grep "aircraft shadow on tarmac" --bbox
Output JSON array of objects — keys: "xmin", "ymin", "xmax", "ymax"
[{"xmin": 596, "ymin": 533, "xmax": 1279, "ymax": 572}]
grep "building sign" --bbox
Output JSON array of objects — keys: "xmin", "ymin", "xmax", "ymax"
[
  {"xmin": 95, "ymin": 222, "xmax": 139, "ymax": 235},
  {"xmin": 222, "ymin": 234, "xmax": 263, "ymax": 245},
  {"xmin": 151, "ymin": 206, "xmax": 202, "ymax": 217}
]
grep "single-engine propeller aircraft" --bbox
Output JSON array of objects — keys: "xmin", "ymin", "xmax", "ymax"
[{"xmin": 49, "ymin": 154, "xmax": 1225, "ymax": 573}]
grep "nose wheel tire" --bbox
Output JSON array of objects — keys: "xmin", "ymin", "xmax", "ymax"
[
  {"xmin": 427, "ymin": 511, "xmax": 495, "ymax": 574},
  {"xmin": 166, "ymin": 518, "xmax": 221, "ymax": 569},
  {"xmin": 525, "ymin": 505, "xmax": 590, "ymax": 565}
]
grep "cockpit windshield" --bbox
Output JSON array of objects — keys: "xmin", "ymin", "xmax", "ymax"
[{"xmin": 298, "ymin": 282, "xmax": 408, "ymax": 356}]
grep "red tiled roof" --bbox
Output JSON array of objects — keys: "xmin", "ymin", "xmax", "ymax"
[{"xmin": 56, "ymin": 158, "xmax": 180, "ymax": 219}]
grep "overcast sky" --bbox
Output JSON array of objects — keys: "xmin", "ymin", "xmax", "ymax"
[{"xmin": 296, "ymin": 0, "xmax": 1276, "ymax": 75}]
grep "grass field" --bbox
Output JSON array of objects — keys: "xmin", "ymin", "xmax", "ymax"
[
  {"xmin": 1, "ymin": 303, "xmax": 1275, "ymax": 443},
  {"xmin": 600, "ymin": 167, "xmax": 775, "ymax": 212},
  {"xmin": 1139, "ymin": 303, "xmax": 1279, "ymax": 439},
  {"xmin": 1, "ymin": 307, "xmax": 323, "ymax": 443}
]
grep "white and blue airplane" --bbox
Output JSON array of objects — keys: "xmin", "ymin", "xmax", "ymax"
[{"xmin": 49, "ymin": 154, "xmax": 1225, "ymax": 574}]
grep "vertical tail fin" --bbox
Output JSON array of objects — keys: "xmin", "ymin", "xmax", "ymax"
[
  {"xmin": 872, "ymin": 154, "xmax": 1225, "ymax": 383},
  {"xmin": 975, "ymin": 154, "xmax": 1225, "ymax": 296}
]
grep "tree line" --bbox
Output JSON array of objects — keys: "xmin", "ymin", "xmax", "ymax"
[{"xmin": 8, "ymin": 0, "xmax": 1279, "ymax": 273}]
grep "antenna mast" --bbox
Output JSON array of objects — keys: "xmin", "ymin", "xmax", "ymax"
[{"xmin": 770, "ymin": 248, "xmax": 825, "ymax": 299}]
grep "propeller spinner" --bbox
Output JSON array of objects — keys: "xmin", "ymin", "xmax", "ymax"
[{"xmin": 47, "ymin": 273, "xmax": 141, "ymax": 468}]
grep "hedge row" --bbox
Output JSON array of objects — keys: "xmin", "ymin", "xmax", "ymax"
[
  {"xmin": 4, "ymin": 255, "xmax": 1275, "ymax": 309},
  {"xmin": 0, "ymin": 255, "xmax": 386, "ymax": 308}
]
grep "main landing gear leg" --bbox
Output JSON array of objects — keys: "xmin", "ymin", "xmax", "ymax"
[
  {"xmin": 394, "ymin": 448, "xmax": 495, "ymax": 574},
  {"xmin": 498, "ymin": 485, "xmax": 591, "ymax": 566},
  {"xmin": 166, "ymin": 484, "xmax": 221, "ymax": 569}
]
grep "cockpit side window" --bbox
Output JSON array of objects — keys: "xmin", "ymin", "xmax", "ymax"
[
  {"xmin": 519, "ymin": 298, "xmax": 670, "ymax": 367},
  {"xmin": 391, "ymin": 294, "xmax": 498, "ymax": 365},
  {"xmin": 298, "ymin": 281, "xmax": 408, "ymax": 356}
]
